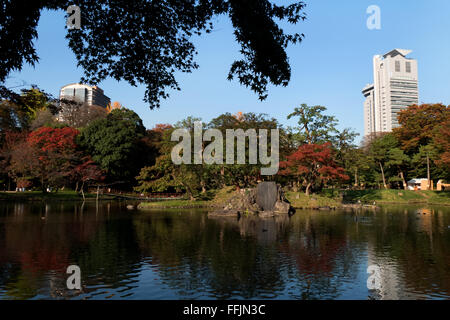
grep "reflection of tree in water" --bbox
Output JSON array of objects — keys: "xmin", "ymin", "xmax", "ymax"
[
  {"xmin": 2, "ymin": 203, "xmax": 449, "ymax": 299},
  {"xmin": 277, "ymin": 212, "xmax": 362, "ymax": 299},
  {"xmin": 0, "ymin": 203, "xmax": 73, "ymax": 299},
  {"xmin": 0, "ymin": 202, "xmax": 141, "ymax": 299},
  {"xmin": 133, "ymin": 212, "xmax": 287, "ymax": 299},
  {"xmin": 132, "ymin": 211, "xmax": 362, "ymax": 299}
]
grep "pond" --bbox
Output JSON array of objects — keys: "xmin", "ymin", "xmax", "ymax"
[{"xmin": 0, "ymin": 201, "xmax": 449, "ymax": 300}]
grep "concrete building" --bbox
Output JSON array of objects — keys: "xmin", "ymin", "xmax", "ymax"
[
  {"xmin": 60, "ymin": 83, "xmax": 111, "ymax": 108},
  {"xmin": 362, "ymin": 84, "xmax": 376, "ymax": 136},
  {"xmin": 363, "ymin": 49, "xmax": 419, "ymax": 136}
]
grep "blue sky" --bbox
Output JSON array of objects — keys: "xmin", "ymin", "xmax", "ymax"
[{"xmin": 5, "ymin": 0, "xmax": 450, "ymax": 142}]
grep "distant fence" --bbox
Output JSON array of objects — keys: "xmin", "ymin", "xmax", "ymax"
[{"xmin": 87, "ymin": 188, "xmax": 184, "ymax": 200}]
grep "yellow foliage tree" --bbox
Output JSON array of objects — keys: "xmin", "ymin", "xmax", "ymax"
[{"xmin": 106, "ymin": 101, "xmax": 123, "ymax": 113}]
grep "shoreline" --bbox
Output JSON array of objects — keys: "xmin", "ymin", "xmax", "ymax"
[
  {"xmin": 0, "ymin": 191, "xmax": 118, "ymax": 202},
  {"xmin": 2, "ymin": 189, "xmax": 449, "ymax": 208},
  {"xmin": 137, "ymin": 189, "xmax": 450, "ymax": 210}
]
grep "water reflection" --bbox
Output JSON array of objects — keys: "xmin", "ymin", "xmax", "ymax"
[{"xmin": 0, "ymin": 202, "xmax": 449, "ymax": 300}]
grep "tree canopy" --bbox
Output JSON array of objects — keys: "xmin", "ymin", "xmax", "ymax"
[
  {"xmin": 77, "ymin": 108, "xmax": 147, "ymax": 182},
  {"xmin": 0, "ymin": 0, "xmax": 307, "ymax": 108},
  {"xmin": 0, "ymin": 86, "xmax": 57, "ymax": 131},
  {"xmin": 393, "ymin": 103, "xmax": 449, "ymax": 154},
  {"xmin": 280, "ymin": 142, "xmax": 349, "ymax": 195},
  {"xmin": 287, "ymin": 104, "xmax": 338, "ymax": 145}
]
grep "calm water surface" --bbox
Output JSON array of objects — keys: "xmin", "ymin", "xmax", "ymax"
[{"xmin": 0, "ymin": 201, "xmax": 449, "ymax": 300}]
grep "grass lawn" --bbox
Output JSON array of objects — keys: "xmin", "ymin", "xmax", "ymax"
[
  {"xmin": 138, "ymin": 186, "xmax": 236, "ymax": 209},
  {"xmin": 285, "ymin": 191, "xmax": 342, "ymax": 209},
  {"xmin": 343, "ymin": 189, "xmax": 450, "ymax": 205}
]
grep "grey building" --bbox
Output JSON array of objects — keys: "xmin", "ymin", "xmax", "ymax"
[
  {"xmin": 60, "ymin": 83, "xmax": 111, "ymax": 108},
  {"xmin": 363, "ymin": 49, "xmax": 419, "ymax": 136}
]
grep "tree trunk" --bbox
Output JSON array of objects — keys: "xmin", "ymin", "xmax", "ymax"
[
  {"xmin": 379, "ymin": 162, "xmax": 387, "ymax": 189},
  {"xmin": 399, "ymin": 170, "xmax": 407, "ymax": 190},
  {"xmin": 354, "ymin": 168, "xmax": 358, "ymax": 189},
  {"xmin": 305, "ymin": 182, "xmax": 312, "ymax": 196},
  {"xmin": 187, "ymin": 188, "xmax": 195, "ymax": 201},
  {"xmin": 41, "ymin": 176, "xmax": 47, "ymax": 193},
  {"xmin": 220, "ymin": 166, "xmax": 225, "ymax": 187},
  {"xmin": 182, "ymin": 182, "xmax": 195, "ymax": 201},
  {"xmin": 201, "ymin": 180, "xmax": 206, "ymax": 194},
  {"xmin": 427, "ymin": 154, "xmax": 431, "ymax": 190},
  {"xmin": 81, "ymin": 181, "xmax": 85, "ymax": 201}
]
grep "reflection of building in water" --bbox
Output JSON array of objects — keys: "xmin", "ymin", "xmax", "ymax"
[
  {"xmin": 367, "ymin": 207, "xmax": 442, "ymax": 300},
  {"xmin": 367, "ymin": 242, "xmax": 403, "ymax": 300}
]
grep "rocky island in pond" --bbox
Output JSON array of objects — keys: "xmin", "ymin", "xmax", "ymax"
[{"xmin": 208, "ymin": 182, "xmax": 295, "ymax": 218}]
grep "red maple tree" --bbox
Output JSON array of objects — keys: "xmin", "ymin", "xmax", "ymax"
[
  {"xmin": 28, "ymin": 127, "xmax": 79, "ymax": 154},
  {"xmin": 280, "ymin": 142, "xmax": 349, "ymax": 195},
  {"xmin": 433, "ymin": 118, "xmax": 450, "ymax": 168},
  {"xmin": 72, "ymin": 157, "xmax": 105, "ymax": 191},
  {"xmin": 26, "ymin": 127, "xmax": 81, "ymax": 190}
]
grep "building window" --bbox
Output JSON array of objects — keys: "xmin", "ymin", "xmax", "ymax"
[
  {"xmin": 406, "ymin": 62, "xmax": 411, "ymax": 73},
  {"xmin": 395, "ymin": 61, "xmax": 401, "ymax": 72}
]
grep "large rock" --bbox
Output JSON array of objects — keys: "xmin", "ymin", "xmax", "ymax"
[
  {"xmin": 273, "ymin": 200, "xmax": 290, "ymax": 214},
  {"xmin": 208, "ymin": 182, "xmax": 295, "ymax": 218},
  {"xmin": 256, "ymin": 182, "xmax": 278, "ymax": 211}
]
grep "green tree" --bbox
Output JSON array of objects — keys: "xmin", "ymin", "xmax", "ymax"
[
  {"xmin": 141, "ymin": 124, "xmax": 174, "ymax": 168},
  {"xmin": 367, "ymin": 133, "xmax": 398, "ymax": 189},
  {"xmin": 136, "ymin": 112, "xmax": 283, "ymax": 197},
  {"xmin": 287, "ymin": 104, "xmax": 338, "ymax": 145},
  {"xmin": 351, "ymin": 148, "xmax": 376, "ymax": 189},
  {"xmin": 78, "ymin": 108, "xmax": 146, "ymax": 183},
  {"xmin": 0, "ymin": 86, "xmax": 57, "ymax": 131},
  {"xmin": 333, "ymin": 128, "xmax": 359, "ymax": 187},
  {"xmin": 135, "ymin": 126, "xmax": 201, "ymax": 199},
  {"xmin": 0, "ymin": 100, "xmax": 21, "ymax": 131},
  {"xmin": 385, "ymin": 147, "xmax": 410, "ymax": 190},
  {"xmin": 208, "ymin": 112, "xmax": 281, "ymax": 188},
  {"xmin": 411, "ymin": 145, "xmax": 441, "ymax": 183},
  {"xmin": 18, "ymin": 87, "xmax": 53, "ymax": 121}
]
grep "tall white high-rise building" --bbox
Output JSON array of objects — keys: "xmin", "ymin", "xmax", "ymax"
[{"xmin": 363, "ymin": 49, "xmax": 419, "ymax": 136}]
